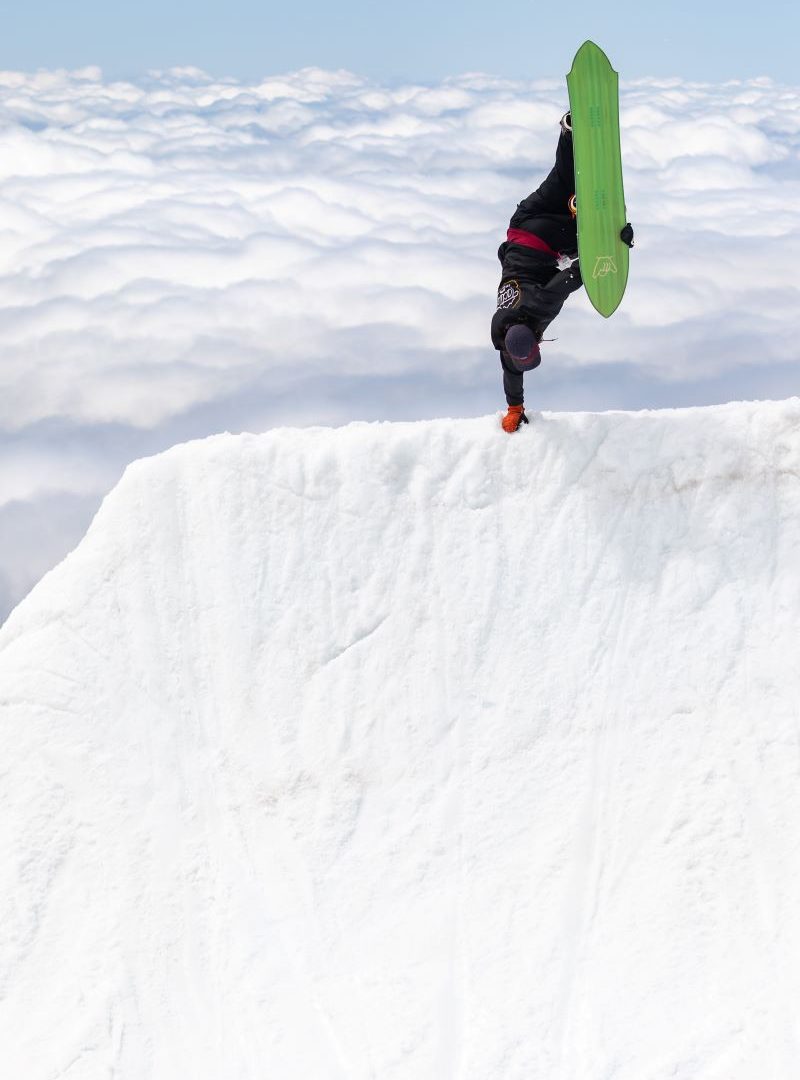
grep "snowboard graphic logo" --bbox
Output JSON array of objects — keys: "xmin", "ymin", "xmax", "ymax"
[
  {"xmin": 497, "ymin": 279, "xmax": 522, "ymax": 310},
  {"xmin": 593, "ymin": 255, "xmax": 617, "ymax": 278}
]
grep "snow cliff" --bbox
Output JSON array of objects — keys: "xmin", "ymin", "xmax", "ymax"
[{"xmin": 2, "ymin": 400, "xmax": 800, "ymax": 1079}]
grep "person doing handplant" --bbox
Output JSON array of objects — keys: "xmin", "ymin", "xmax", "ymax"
[{"xmin": 491, "ymin": 112, "xmax": 633, "ymax": 432}]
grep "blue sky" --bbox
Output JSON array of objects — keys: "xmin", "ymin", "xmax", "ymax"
[{"xmin": 2, "ymin": 0, "xmax": 798, "ymax": 83}]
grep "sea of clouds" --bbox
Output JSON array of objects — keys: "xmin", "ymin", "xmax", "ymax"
[{"xmin": 1, "ymin": 65, "xmax": 798, "ymax": 619}]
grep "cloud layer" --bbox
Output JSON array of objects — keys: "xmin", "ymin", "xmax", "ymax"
[{"xmin": 1, "ymin": 65, "xmax": 799, "ymax": 619}]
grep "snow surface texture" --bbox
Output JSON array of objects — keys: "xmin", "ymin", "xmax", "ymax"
[{"xmin": 2, "ymin": 399, "xmax": 800, "ymax": 1079}]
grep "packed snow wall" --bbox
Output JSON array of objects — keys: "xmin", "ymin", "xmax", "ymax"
[{"xmin": 2, "ymin": 400, "xmax": 800, "ymax": 1080}]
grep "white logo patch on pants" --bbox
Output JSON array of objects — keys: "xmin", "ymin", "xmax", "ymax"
[{"xmin": 496, "ymin": 279, "xmax": 522, "ymax": 310}]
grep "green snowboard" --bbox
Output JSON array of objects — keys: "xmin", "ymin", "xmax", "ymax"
[{"xmin": 566, "ymin": 41, "xmax": 629, "ymax": 317}]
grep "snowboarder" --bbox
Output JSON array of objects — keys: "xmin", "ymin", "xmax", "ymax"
[
  {"xmin": 491, "ymin": 113, "xmax": 581, "ymax": 432},
  {"xmin": 491, "ymin": 113, "xmax": 633, "ymax": 432}
]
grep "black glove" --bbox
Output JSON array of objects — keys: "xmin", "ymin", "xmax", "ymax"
[{"xmin": 620, "ymin": 223, "xmax": 634, "ymax": 248}]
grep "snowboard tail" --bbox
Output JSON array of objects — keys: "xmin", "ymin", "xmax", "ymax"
[{"xmin": 566, "ymin": 41, "xmax": 629, "ymax": 317}]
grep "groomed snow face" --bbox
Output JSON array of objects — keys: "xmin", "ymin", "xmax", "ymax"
[{"xmin": 2, "ymin": 400, "xmax": 800, "ymax": 1079}]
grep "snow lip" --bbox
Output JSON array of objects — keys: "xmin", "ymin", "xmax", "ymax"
[{"xmin": 1, "ymin": 395, "xmax": 799, "ymax": 642}]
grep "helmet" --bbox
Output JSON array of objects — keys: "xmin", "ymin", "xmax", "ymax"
[{"xmin": 504, "ymin": 324, "xmax": 541, "ymax": 372}]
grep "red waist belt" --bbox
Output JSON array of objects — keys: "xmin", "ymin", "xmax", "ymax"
[{"xmin": 506, "ymin": 227, "xmax": 559, "ymax": 257}]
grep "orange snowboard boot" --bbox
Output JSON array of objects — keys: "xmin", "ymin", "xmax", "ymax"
[{"xmin": 501, "ymin": 405, "xmax": 529, "ymax": 433}]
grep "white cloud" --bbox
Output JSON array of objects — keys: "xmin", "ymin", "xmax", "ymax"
[{"xmin": 0, "ymin": 65, "xmax": 798, "ymax": 619}]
